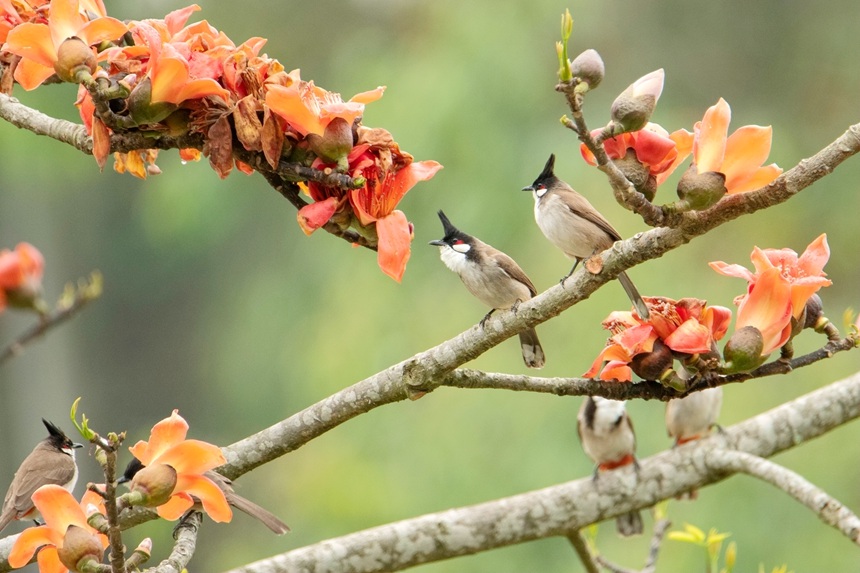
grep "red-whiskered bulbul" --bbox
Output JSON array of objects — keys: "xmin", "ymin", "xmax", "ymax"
[
  {"xmin": 118, "ymin": 458, "xmax": 290, "ymax": 534},
  {"xmin": 429, "ymin": 210, "xmax": 545, "ymax": 369},
  {"xmin": 0, "ymin": 419, "xmax": 82, "ymax": 533},
  {"xmin": 523, "ymin": 154, "xmax": 650, "ymax": 320},
  {"xmin": 666, "ymin": 387, "xmax": 723, "ymax": 446},
  {"xmin": 577, "ymin": 396, "xmax": 643, "ymax": 537}
]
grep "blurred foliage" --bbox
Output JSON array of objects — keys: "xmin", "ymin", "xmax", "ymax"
[{"xmin": 1, "ymin": 0, "xmax": 860, "ymax": 571}]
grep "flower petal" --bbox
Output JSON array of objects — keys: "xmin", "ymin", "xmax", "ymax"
[
  {"xmin": 265, "ymin": 84, "xmax": 325, "ymax": 137},
  {"xmin": 297, "ymin": 197, "xmax": 338, "ymax": 236},
  {"xmin": 76, "ymin": 16, "xmax": 128, "ymax": 47},
  {"xmin": 599, "ymin": 361, "xmax": 633, "ymax": 382},
  {"xmin": 694, "ymin": 98, "xmax": 730, "ymax": 173},
  {"xmin": 721, "ymin": 125, "xmax": 774, "ymax": 191},
  {"xmin": 3, "ymin": 22, "xmax": 56, "ymax": 67},
  {"xmin": 386, "ymin": 160, "xmax": 443, "ymax": 212},
  {"xmin": 798, "ymin": 233, "xmax": 830, "ymax": 276},
  {"xmin": 708, "ymin": 260, "xmax": 755, "ymax": 282},
  {"xmin": 375, "ymin": 211, "xmax": 412, "ymax": 283},
  {"xmin": 33, "ymin": 484, "xmax": 88, "ymax": 531},
  {"xmin": 174, "ymin": 474, "xmax": 232, "ymax": 522},
  {"xmin": 9, "ymin": 526, "xmax": 57, "ymax": 567},
  {"xmin": 348, "ymin": 85, "xmax": 385, "ymax": 104},
  {"xmin": 156, "ymin": 492, "xmax": 194, "ymax": 520},
  {"xmin": 155, "ymin": 439, "xmax": 225, "ymax": 474},
  {"xmin": 663, "ymin": 318, "xmax": 712, "ymax": 354},
  {"xmin": 36, "ymin": 546, "xmax": 66, "ymax": 573},
  {"xmin": 736, "ymin": 267, "xmax": 793, "ymax": 354},
  {"xmin": 725, "ymin": 164, "xmax": 782, "ymax": 194},
  {"xmin": 129, "ymin": 409, "xmax": 188, "ymax": 465}
]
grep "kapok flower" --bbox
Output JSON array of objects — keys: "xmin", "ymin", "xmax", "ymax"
[
  {"xmin": 581, "ymin": 123, "xmax": 693, "ymax": 182},
  {"xmin": 8, "ymin": 485, "xmax": 108, "ymax": 573},
  {"xmin": 265, "ymin": 69, "xmax": 385, "ymax": 137},
  {"xmin": 585, "ymin": 297, "xmax": 731, "ymax": 382},
  {"xmin": 1, "ymin": 0, "xmax": 127, "ymax": 89},
  {"xmin": 0, "ymin": 242, "xmax": 45, "ymax": 312},
  {"xmin": 126, "ymin": 409, "xmax": 231, "ymax": 523},
  {"xmin": 687, "ymin": 98, "xmax": 782, "ymax": 194},
  {"xmin": 710, "ymin": 234, "xmax": 831, "ymax": 321}
]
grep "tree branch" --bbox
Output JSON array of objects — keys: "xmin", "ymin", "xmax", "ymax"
[
  {"xmin": 565, "ymin": 530, "xmax": 600, "ymax": 573},
  {"xmin": 142, "ymin": 511, "xmax": 203, "ymax": 573},
  {"xmin": 705, "ymin": 450, "xmax": 860, "ymax": 545},
  {"xmin": 218, "ymin": 370, "xmax": 860, "ymax": 573}
]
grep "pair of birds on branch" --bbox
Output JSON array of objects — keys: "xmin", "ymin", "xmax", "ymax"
[
  {"xmin": 0, "ymin": 419, "xmax": 289, "ymax": 536},
  {"xmin": 430, "ymin": 153, "xmax": 649, "ymax": 371},
  {"xmin": 432, "ymin": 154, "xmax": 723, "ymax": 536}
]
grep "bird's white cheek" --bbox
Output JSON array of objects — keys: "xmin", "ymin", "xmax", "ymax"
[
  {"xmin": 452, "ymin": 243, "xmax": 471, "ymax": 254},
  {"xmin": 534, "ymin": 189, "xmax": 547, "ymax": 200},
  {"xmin": 439, "ymin": 247, "xmax": 469, "ymax": 274}
]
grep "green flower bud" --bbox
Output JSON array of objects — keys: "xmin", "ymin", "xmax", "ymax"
[
  {"xmin": 570, "ymin": 49, "xmax": 604, "ymax": 92},
  {"xmin": 128, "ymin": 463, "xmax": 178, "ymax": 507},
  {"xmin": 676, "ymin": 164, "xmax": 727, "ymax": 210},
  {"xmin": 307, "ymin": 117, "xmax": 355, "ymax": 169},
  {"xmin": 614, "ymin": 148, "xmax": 657, "ymax": 201},
  {"xmin": 57, "ymin": 525, "xmax": 104, "ymax": 573},
  {"xmin": 608, "ymin": 69, "xmax": 664, "ymax": 135},
  {"xmin": 722, "ymin": 326, "xmax": 767, "ymax": 373},
  {"xmin": 126, "ymin": 78, "xmax": 179, "ymax": 125}
]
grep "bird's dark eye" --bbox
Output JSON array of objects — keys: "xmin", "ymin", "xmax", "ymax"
[{"xmin": 537, "ymin": 183, "xmax": 546, "ymax": 190}]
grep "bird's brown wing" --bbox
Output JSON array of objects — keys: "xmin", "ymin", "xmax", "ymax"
[
  {"xmin": 6, "ymin": 452, "xmax": 75, "ymax": 514},
  {"xmin": 560, "ymin": 189, "xmax": 623, "ymax": 243},
  {"xmin": 487, "ymin": 251, "xmax": 537, "ymax": 297}
]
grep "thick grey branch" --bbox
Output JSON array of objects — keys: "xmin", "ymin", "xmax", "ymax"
[
  {"xmin": 705, "ymin": 449, "xmax": 860, "ymax": 545},
  {"xmin": 143, "ymin": 512, "xmax": 204, "ymax": 573},
  {"xmin": 0, "ymin": 93, "xmax": 90, "ymax": 152},
  {"xmin": 221, "ymin": 371, "xmax": 860, "ymax": 573}
]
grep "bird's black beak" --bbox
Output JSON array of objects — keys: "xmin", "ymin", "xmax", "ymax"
[
  {"xmin": 117, "ymin": 475, "xmax": 130, "ymax": 485},
  {"xmin": 73, "ymin": 442, "xmax": 84, "ymax": 449},
  {"xmin": 521, "ymin": 185, "xmax": 535, "ymax": 192},
  {"xmin": 428, "ymin": 239, "xmax": 446, "ymax": 246}
]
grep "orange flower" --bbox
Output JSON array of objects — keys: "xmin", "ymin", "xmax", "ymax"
[
  {"xmin": 1, "ymin": 0, "xmax": 127, "ymax": 89},
  {"xmin": 127, "ymin": 410, "xmax": 231, "ymax": 523},
  {"xmin": 581, "ymin": 123, "xmax": 693, "ymax": 184},
  {"xmin": 8, "ymin": 485, "xmax": 108, "ymax": 573},
  {"xmin": 732, "ymin": 266, "xmax": 793, "ymax": 356},
  {"xmin": 688, "ymin": 98, "xmax": 782, "ymax": 194},
  {"xmin": 265, "ymin": 69, "xmax": 385, "ymax": 137},
  {"xmin": 710, "ymin": 234, "xmax": 831, "ymax": 321},
  {"xmin": 0, "ymin": 242, "xmax": 45, "ymax": 312},
  {"xmin": 585, "ymin": 297, "xmax": 731, "ymax": 382}
]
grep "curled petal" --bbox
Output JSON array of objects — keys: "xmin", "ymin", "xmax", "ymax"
[
  {"xmin": 694, "ymin": 98, "xmax": 730, "ymax": 173},
  {"xmin": 375, "ymin": 211, "xmax": 412, "ymax": 283},
  {"xmin": 297, "ymin": 197, "xmax": 339, "ymax": 235},
  {"xmin": 9, "ymin": 526, "xmax": 58, "ymax": 568},
  {"xmin": 599, "ymin": 361, "xmax": 633, "ymax": 382},
  {"xmin": 75, "ymin": 16, "xmax": 128, "ymax": 47},
  {"xmin": 708, "ymin": 260, "xmax": 756, "ymax": 282},
  {"xmin": 174, "ymin": 474, "xmax": 232, "ymax": 522},
  {"xmin": 36, "ymin": 547, "xmax": 65, "ymax": 573},
  {"xmin": 154, "ymin": 439, "xmax": 226, "ymax": 474},
  {"xmin": 348, "ymin": 86, "xmax": 385, "ymax": 104},
  {"xmin": 663, "ymin": 318, "xmax": 712, "ymax": 354},
  {"xmin": 33, "ymin": 484, "xmax": 88, "ymax": 531}
]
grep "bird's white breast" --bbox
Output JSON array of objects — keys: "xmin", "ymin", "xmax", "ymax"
[{"xmin": 534, "ymin": 193, "xmax": 596, "ymax": 260}]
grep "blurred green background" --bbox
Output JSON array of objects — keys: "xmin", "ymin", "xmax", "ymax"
[{"xmin": 2, "ymin": 0, "xmax": 860, "ymax": 571}]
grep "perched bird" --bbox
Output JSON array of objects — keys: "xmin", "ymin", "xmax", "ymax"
[
  {"xmin": 429, "ymin": 210, "xmax": 545, "ymax": 369},
  {"xmin": 666, "ymin": 387, "xmax": 723, "ymax": 446},
  {"xmin": 0, "ymin": 419, "xmax": 82, "ymax": 533},
  {"xmin": 118, "ymin": 458, "xmax": 290, "ymax": 534},
  {"xmin": 523, "ymin": 154, "xmax": 650, "ymax": 319},
  {"xmin": 577, "ymin": 396, "xmax": 643, "ymax": 536}
]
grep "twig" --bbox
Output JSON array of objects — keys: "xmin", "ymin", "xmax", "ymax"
[
  {"xmin": 142, "ymin": 511, "xmax": 203, "ymax": 573},
  {"xmin": 566, "ymin": 530, "xmax": 600, "ymax": 573},
  {"xmin": 705, "ymin": 449, "xmax": 860, "ymax": 545},
  {"xmin": 593, "ymin": 519, "xmax": 671, "ymax": 573},
  {"xmin": 0, "ymin": 272, "xmax": 103, "ymax": 367}
]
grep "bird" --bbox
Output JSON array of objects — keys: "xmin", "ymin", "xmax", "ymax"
[
  {"xmin": 429, "ymin": 210, "xmax": 545, "ymax": 369},
  {"xmin": 522, "ymin": 153, "xmax": 650, "ymax": 319},
  {"xmin": 118, "ymin": 458, "xmax": 290, "ymax": 534},
  {"xmin": 0, "ymin": 419, "xmax": 83, "ymax": 533},
  {"xmin": 577, "ymin": 396, "xmax": 643, "ymax": 536},
  {"xmin": 666, "ymin": 387, "xmax": 723, "ymax": 446}
]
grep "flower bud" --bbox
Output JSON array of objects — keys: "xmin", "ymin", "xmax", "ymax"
[
  {"xmin": 570, "ymin": 49, "xmax": 604, "ymax": 92},
  {"xmin": 676, "ymin": 164, "xmax": 727, "ymax": 210},
  {"xmin": 128, "ymin": 463, "xmax": 178, "ymax": 507},
  {"xmin": 307, "ymin": 117, "xmax": 355, "ymax": 168},
  {"xmin": 802, "ymin": 294, "xmax": 824, "ymax": 330},
  {"xmin": 614, "ymin": 148, "xmax": 657, "ymax": 201},
  {"xmin": 630, "ymin": 339, "xmax": 674, "ymax": 380},
  {"xmin": 722, "ymin": 326, "xmax": 767, "ymax": 373},
  {"xmin": 54, "ymin": 37, "xmax": 96, "ymax": 83},
  {"xmin": 608, "ymin": 69, "xmax": 664, "ymax": 135},
  {"xmin": 57, "ymin": 525, "xmax": 104, "ymax": 573},
  {"xmin": 126, "ymin": 78, "xmax": 179, "ymax": 125}
]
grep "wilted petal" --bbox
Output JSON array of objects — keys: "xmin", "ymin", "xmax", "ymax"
[
  {"xmin": 297, "ymin": 198, "xmax": 338, "ymax": 235},
  {"xmin": 694, "ymin": 98, "xmax": 730, "ymax": 173},
  {"xmin": 663, "ymin": 318, "xmax": 712, "ymax": 354},
  {"xmin": 375, "ymin": 211, "xmax": 412, "ymax": 283},
  {"xmin": 348, "ymin": 86, "xmax": 385, "ymax": 104},
  {"xmin": 708, "ymin": 260, "xmax": 755, "ymax": 282},
  {"xmin": 174, "ymin": 474, "xmax": 232, "ymax": 522}
]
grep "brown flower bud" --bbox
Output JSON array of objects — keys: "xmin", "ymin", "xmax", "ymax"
[
  {"xmin": 307, "ymin": 117, "xmax": 355, "ymax": 168},
  {"xmin": 129, "ymin": 463, "xmax": 178, "ymax": 507},
  {"xmin": 630, "ymin": 339, "xmax": 674, "ymax": 380},
  {"xmin": 57, "ymin": 525, "xmax": 104, "ymax": 573},
  {"xmin": 614, "ymin": 148, "xmax": 657, "ymax": 201},
  {"xmin": 676, "ymin": 164, "xmax": 727, "ymax": 210},
  {"xmin": 54, "ymin": 37, "xmax": 97, "ymax": 83},
  {"xmin": 608, "ymin": 69, "xmax": 664, "ymax": 135},
  {"xmin": 570, "ymin": 49, "xmax": 604, "ymax": 91},
  {"xmin": 722, "ymin": 326, "xmax": 767, "ymax": 373}
]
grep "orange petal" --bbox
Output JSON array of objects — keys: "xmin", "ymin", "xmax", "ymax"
[
  {"xmin": 36, "ymin": 546, "xmax": 66, "ymax": 573},
  {"xmin": 736, "ymin": 267, "xmax": 793, "ymax": 354},
  {"xmin": 92, "ymin": 116, "xmax": 110, "ymax": 170},
  {"xmin": 663, "ymin": 318, "xmax": 712, "ymax": 354},
  {"xmin": 599, "ymin": 361, "xmax": 633, "ymax": 382},
  {"xmin": 77, "ymin": 16, "xmax": 128, "ymax": 47},
  {"xmin": 8, "ymin": 526, "xmax": 57, "ymax": 567},
  {"xmin": 798, "ymin": 234, "xmax": 830, "ymax": 276},
  {"xmin": 172, "ymin": 77, "xmax": 230, "ymax": 104},
  {"xmin": 155, "ymin": 439, "xmax": 225, "ymax": 474},
  {"xmin": 348, "ymin": 85, "xmax": 385, "ymax": 104},
  {"xmin": 4, "ymin": 22, "xmax": 56, "ymax": 67},
  {"xmin": 709, "ymin": 260, "xmax": 755, "ymax": 282},
  {"xmin": 721, "ymin": 125, "xmax": 773, "ymax": 191},
  {"xmin": 387, "ymin": 160, "xmax": 443, "ymax": 211},
  {"xmin": 694, "ymin": 98, "xmax": 730, "ymax": 173},
  {"xmin": 49, "ymin": 0, "xmax": 84, "ymax": 50},
  {"xmin": 156, "ymin": 492, "xmax": 194, "ymax": 521},
  {"xmin": 655, "ymin": 128, "xmax": 693, "ymax": 185},
  {"xmin": 130, "ymin": 410, "xmax": 188, "ymax": 464},
  {"xmin": 726, "ymin": 164, "xmax": 782, "ymax": 194},
  {"xmin": 375, "ymin": 211, "xmax": 412, "ymax": 282},
  {"xmin": 174, "ymin": 474, "xmax": 232, "ymax": 523},
  {"xmin": 34, "ymin": 485, "xmax": 89, "ymax": 530},
  {"xmin": 703, "ymin": 305, "xmax": 733, "ymax": 341},
  {"xmin": 297, "ymin": 197, "xmax": 338, "ymax": 235},
  {"xmin": 265, "ymin": 84, "xmax": 324, "ymax": 137},
  {"xmin": 164, "ymin": 4, "xmax": 201, "ymax": 36}
]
